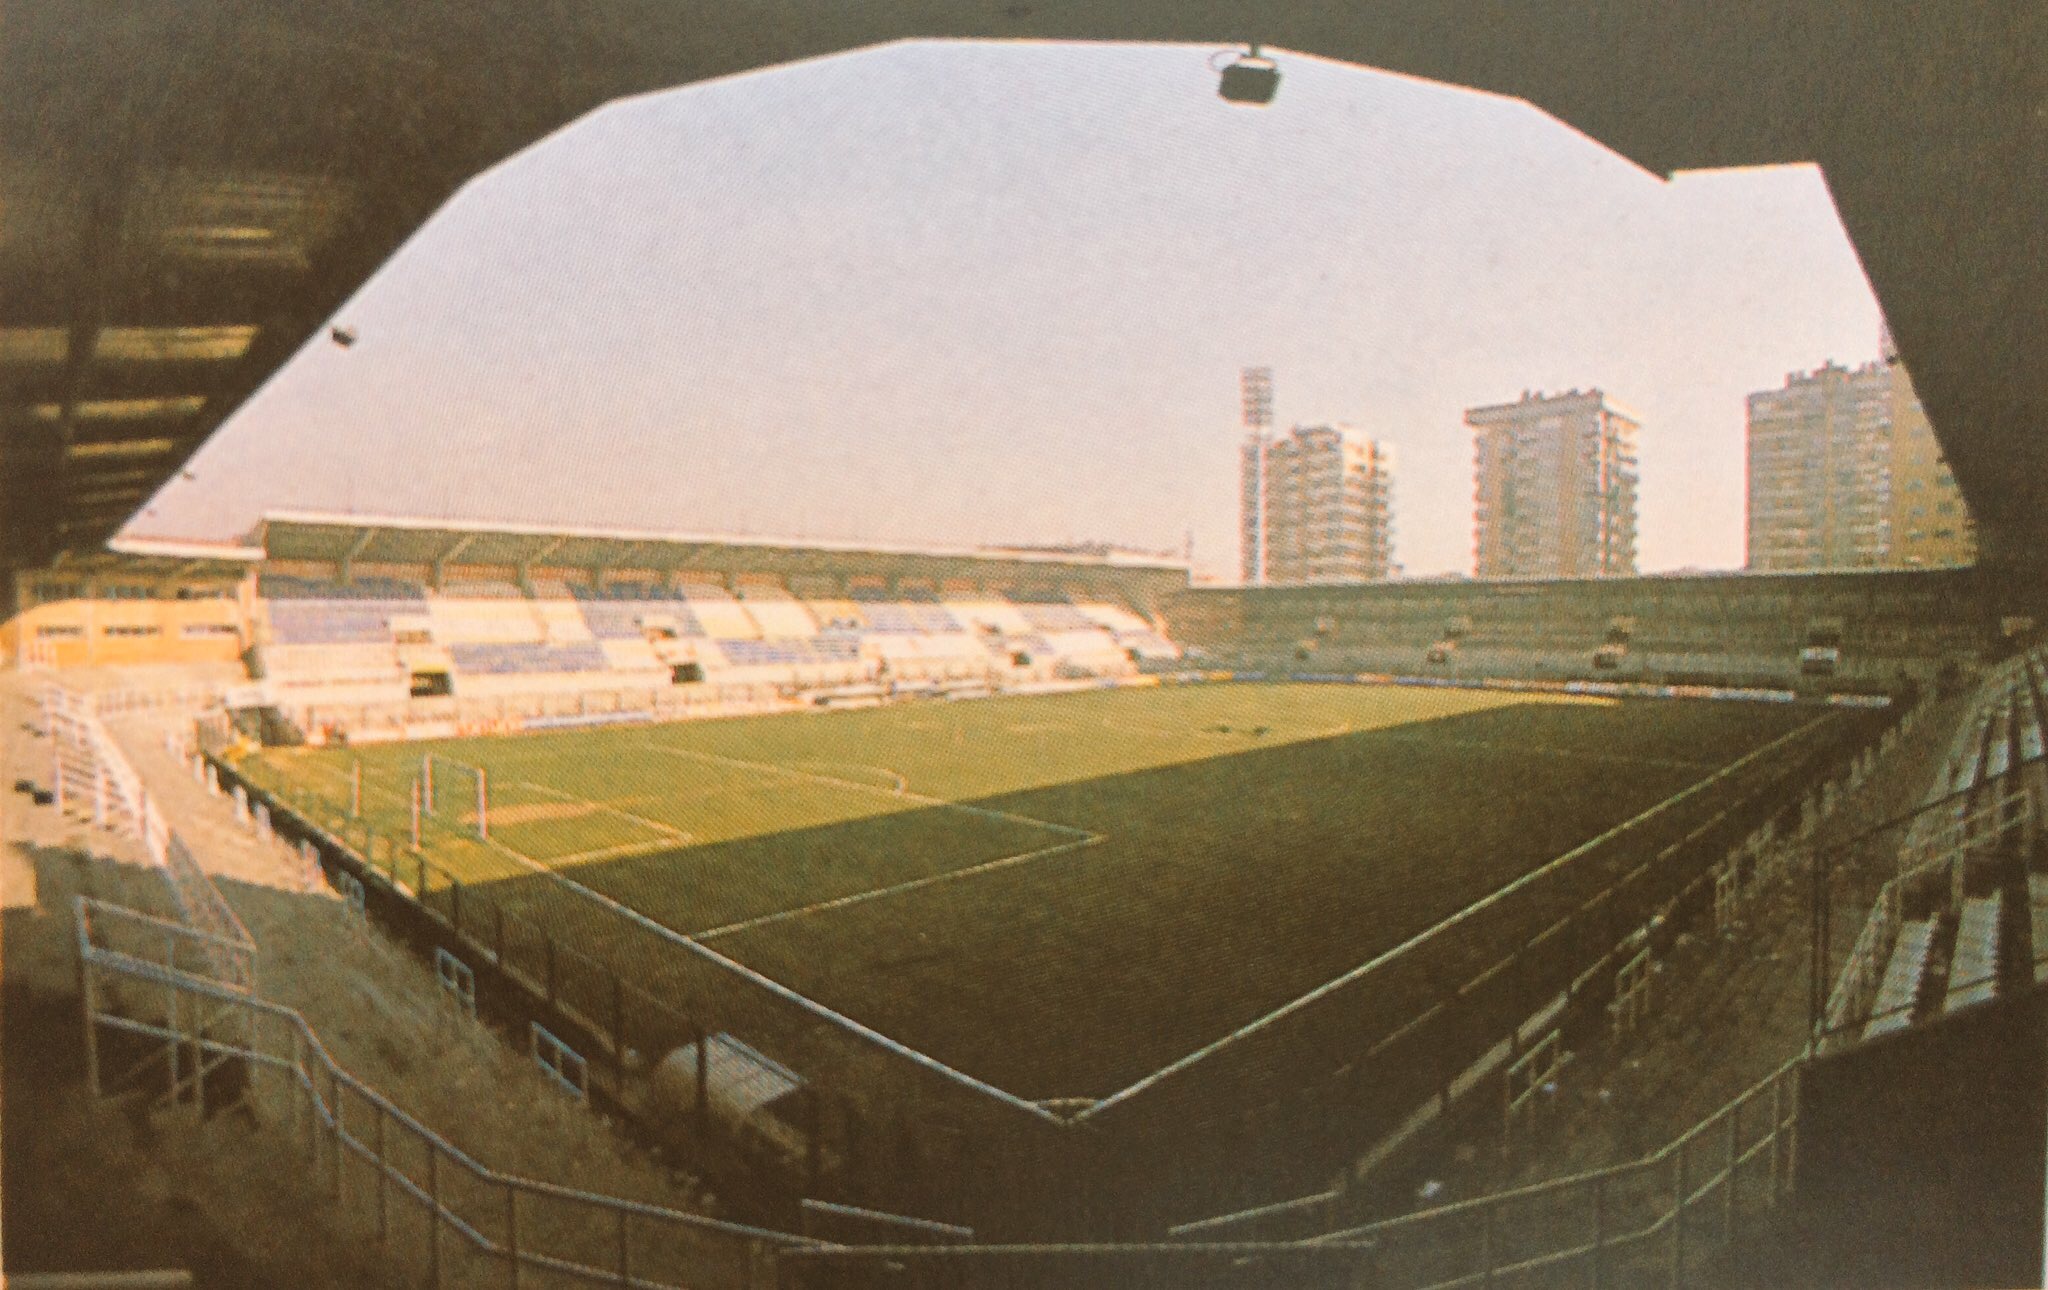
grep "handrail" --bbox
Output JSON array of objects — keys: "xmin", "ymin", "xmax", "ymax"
[
  {"xmin": 1823, "ymin": 655, "xmax": 2043, "ymax": 1045},
  {"xmin": 75, "ymin": 881, "xmax": 824, "ymax": 1250},
  {"xmin": 78, "ymin": 880, "xmax": 827, "ymax": 1289},
  {"xmin": 800, "ymin": 1198, "xmax": 976, "ymax": 1240},
  {"xmin": 56, "ymin": 688, "xmax": 847, "ymax": 1289},
  {"xmin": 1343, "ymin": 1068, "xmax": 1780, "ymax": 1238},
  {"xmin": 1167, "ymin": 1187, "xmax": 1339, "ymax": 1238},
  {"xmin": 43, "ymin": 686, "xmax": 257, "ymax": 993}
]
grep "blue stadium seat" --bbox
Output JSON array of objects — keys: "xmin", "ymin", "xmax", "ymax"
[
  {"xmin": 448, "ymin": 642, "xmax": 610, "ymax": 675},
  {"xmin": 262, "ymin": 574, "xmax": 427, "ymax": 644},
  {"xmin": 569, "ymin": 590, "xmax": 705, "ymax": 640}
]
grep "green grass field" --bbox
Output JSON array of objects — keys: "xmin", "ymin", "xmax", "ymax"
[{"xmin": 237, "ymin": 682, "xmax": 1824, "ymax": 1100}]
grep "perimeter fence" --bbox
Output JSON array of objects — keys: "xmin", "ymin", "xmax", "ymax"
[
  {"xmin": 203, "ymin": 742, "xmax": 1049, "ymax": 1231},
  {"xmin": 76, "ymin": 897, "xmax": 820, "ymax": 1289},
  {"xmin": 50, "ymin": 684, "xmax": 840, "ymax": 1286},
  {"xmin": 276, "ymin": 680, "xmax": 808, "ymax": 746},
  {"xmin": 778, "ymin": 1060, "xmax": 1799, "ymax": 1289},
  {"xmin": 1072, "ymin": 699, "xmax": 1902, "ymax": 1227},
  {"xmin": 45, "ymin": 679, "xmax": 1482, "ymax": 1288},
  {"xmin": 202, "ymin": 683, "xmax": 1911, "ymax": 1234}
]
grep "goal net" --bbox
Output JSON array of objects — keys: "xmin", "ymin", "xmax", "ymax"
[{"xmin": 420, "ymin": 752, "xmax": 491, "ymax": 840}]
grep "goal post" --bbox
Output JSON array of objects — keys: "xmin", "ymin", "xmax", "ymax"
[{"xmin": 420, "ymin": 753, "xmax": 491, "ymax": 841}]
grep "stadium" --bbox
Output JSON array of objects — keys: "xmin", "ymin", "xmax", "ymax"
[{"xmin": 4, "ymin": 6, "xmax": 2046, "ymax": 1290}]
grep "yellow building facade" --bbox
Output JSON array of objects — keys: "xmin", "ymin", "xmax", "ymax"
[
  {"xmin": 1884, "ymin": 337, "xmax": 1977, "ymax": 569},
  {"xmin": 2, "ymin": 549, "xmax": 256, "ymax": 670}
]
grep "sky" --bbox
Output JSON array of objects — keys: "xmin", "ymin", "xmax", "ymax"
[{"xmin": 129, "ymin": 40, "xmax": 1886, "ymax": 581}]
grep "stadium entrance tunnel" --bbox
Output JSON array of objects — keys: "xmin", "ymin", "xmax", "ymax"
[
  {"xmin": 409, "ymin": 670, "xmax": 453, "ymax": 698},
  {"xmin": 232, "ymin": 686, "xmax": 1877, "ymax": 1234}
]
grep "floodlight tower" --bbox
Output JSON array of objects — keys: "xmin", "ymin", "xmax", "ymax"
[{"xmin": 1240, "ymin": 366, "xmax": 1275, "ymax": 586}]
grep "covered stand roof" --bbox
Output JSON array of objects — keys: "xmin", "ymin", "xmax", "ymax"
[
  {"xmin": 251, "ymin": 512, "xmax": 1191, "ymax": 586},
  {"xmin": 22, "ymin": 537, "xmax": 261, "ymax": 585},
  {"xmin": 4, "ymin": 3, "xmax": 2042, "ymax": 586}
]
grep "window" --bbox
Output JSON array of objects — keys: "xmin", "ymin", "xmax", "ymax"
[
  {"xmin": 103, "ymin": 625, "xmax": 160, "ymax": 637},
  {"xmin": 180, "ymin": 623, "xmax": 240, "ymax": 638},
  {"xmin": 35, "ymin": 625, "xmax": 84, "ymax": 639}
]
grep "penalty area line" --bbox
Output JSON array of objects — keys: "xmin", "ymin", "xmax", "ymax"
[
  {"xmin": 545, "ymin": 838, "xmax": 688, "ymax": 867},
  {"xmin": 506, "ymin": 777, "xmax": 693, "ymax": 846},
  {"xmin": 691, "ymin": 834, "xmax": 1104, "ymax": 942},
  {"xmin": 464, "ymin": 815, "xmax": 1062, "ymax": 1124},
  {"xmin": 634, "ymin": 741, "xmax": 1092, "ymax": 841}
]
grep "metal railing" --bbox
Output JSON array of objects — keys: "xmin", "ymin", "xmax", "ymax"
[
  {"xmin": 778, "ymin": 1061, "xmax": 1799, "ymax": 1288},
  {"xmin": 1895, "ymin": 779, "xmax": 2032, "ymax": 877},
  {"xmin": 1311, "ymin": 1060, "xmax": 1800, "ymax": 1290},
  {"xmin": 774, "ymin": 1239, "xmax": 1383, "ymax": 1288},
  {"xmin": 35, "ymin": 669, "xmax": 1925, "ymax": 1284},
  {"xmin": 1157, "ymin": 696, "xmax": 1903, "ymax": 1252},
  {"xmin": 44, "ymin": 687, "xmax": 257, "ymax": 993},
  {"xmin": 82, "ymin": 682, "xmax": 236, "ymax": 717},
  {"xmin": 1822, "ymin": 655, "xmax": 2044, "ymax": 1046},
  {"xmin": 41, "ymin": 677, "xmax": 863, "ymax": 1286},
  {"xmin": 50, "ymin": 684, "xmax": 835, "ymax": 1288},
  {"xmin": 1819, "ymin": 786, "xmax": 2038, "ymax": 1051},
  {"xmin": 76, "ymin": 910, "xmax": 819, "ymax": 1288},
  {"xmin": 74, "ymin": 865, "xmax": 1811, "ymax": 1290}
]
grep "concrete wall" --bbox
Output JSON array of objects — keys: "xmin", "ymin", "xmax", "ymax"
[{"xmin": 1784, "ymin": 985, "xmax": 2047, "ymax": 1288}]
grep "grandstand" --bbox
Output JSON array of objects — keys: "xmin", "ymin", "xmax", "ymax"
[
  {"xmin": 1166, "ymin": 566, "xmax": 1994, "ymax": 691},
  {"xmin": 154, "ymin": 512, "xmax": 1182, "ymax": 738},
  {"xmin": 1823, "ymin": 645, "xmax": 2048, "ymax": 1046}
]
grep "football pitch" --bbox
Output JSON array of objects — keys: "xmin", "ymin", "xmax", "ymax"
[{"xmin": 237, "ymin": 682, "xmax": 1827, "ymax": 1101}]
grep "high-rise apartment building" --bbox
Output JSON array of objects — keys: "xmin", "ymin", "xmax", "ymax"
[
  {"xmin": 1745, "ymin": 362, "xmax": 1892, "ymax": 571},
  {"xmin": 1880, "ymin": 325, "xmax": 1976, "ymax": 568},
  {"xmin": 1240, "ymin": 424, "xmax": 1395, "ymax": 585},
  {"xmin": 1468, "ymin": 389, "xmax": 1638, "ymax": 579}
]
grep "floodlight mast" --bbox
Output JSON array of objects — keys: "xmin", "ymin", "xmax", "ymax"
[{"xmin": 1242, "ymin": 366, "xmax": 1275, "ymax": 587}]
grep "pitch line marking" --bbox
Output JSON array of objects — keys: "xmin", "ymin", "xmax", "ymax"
[
  {"xmin": 784, "ymin": 761, "xmax": 911, "ymax": 794},
  {"xmin": 547, "ymin": 838, "xmax": 690, "ymax": 867},
  {"xmin": 691, "ymin": 836, "xmax": 1104, "ymax": 942},
  {"xmin": 1075, "ymin": 709, "xmax": 1842, "ymax": 1122},
  {"xmin": 633, "ymin": 741, "xmax": 1094, "ymax": 841},
  {"xmin": 506, "ymin": 777, "xmax": 693, "ymax": 845},
  {"xmin": 1369, "ymin": 730, "xmax": 1722, "ymax": 772},
  {"xmin": 458, "ymin": 813, "xmax": 1061, "ymax": 1123}
]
